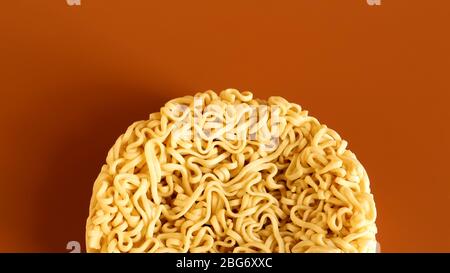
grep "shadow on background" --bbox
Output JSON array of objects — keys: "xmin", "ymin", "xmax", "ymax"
[{"xmin": 33, "ymin": 80, "xmax": 173, "ymax": 252}]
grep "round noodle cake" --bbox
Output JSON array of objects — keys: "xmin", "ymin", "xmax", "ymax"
[{"xmin": 86, "ymin": 89, "xmax": 377, "ymax": 253}]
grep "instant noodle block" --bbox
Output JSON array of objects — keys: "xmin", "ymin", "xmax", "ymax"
[{"xmin": 86, "ymin": 89, "xmax": 377, "ymax": 253}]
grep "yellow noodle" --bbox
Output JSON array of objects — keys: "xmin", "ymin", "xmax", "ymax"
[{"xmin": 86, "ymin": 89, "xmax": 377, "ymax": 253}]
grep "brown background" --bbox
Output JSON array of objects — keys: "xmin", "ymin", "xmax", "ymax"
[{"xmin": 0, "ymin": 0, "xmax": 449, "ymax": 252}]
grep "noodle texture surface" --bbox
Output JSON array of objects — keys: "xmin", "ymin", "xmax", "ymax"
[{"xmin": 86, "ymin": 89, "xmax": 377, "ymax": 253}]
